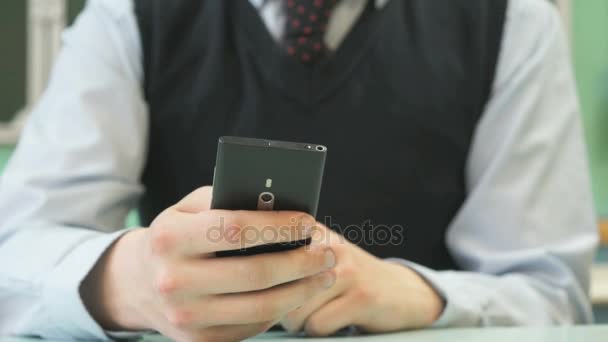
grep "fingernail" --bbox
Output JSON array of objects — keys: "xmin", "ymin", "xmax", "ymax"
[
  {"xmin": 324, "ymin": 248, "xmax": 336, "ymax": 269},
  {"xmin": 321, "ymin": 272, "xmax": 335, "ymax": 288}
]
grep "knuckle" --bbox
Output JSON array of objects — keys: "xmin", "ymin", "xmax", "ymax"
[
  {"xmin": 352, "ymin": 287, "xmax": 375, "ymax": 304},
  {"xmin": 153, "ymin": 268, "xmax": 180, "ymax": 297},
  {"xmin": 149, "ymin": 225, "xmax": 175, "ymax": 256}
]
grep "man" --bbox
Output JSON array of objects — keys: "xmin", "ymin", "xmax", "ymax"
[{"xmin": 0, "ymin": 0, "xmax": 599, "ymax": 341}]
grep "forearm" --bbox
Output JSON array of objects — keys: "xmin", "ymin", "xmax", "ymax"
[
  {"xmin": 406, "ymin": 0, "xmax": 599, "ymax": 328},
  {"xmin": 0, "ymin": 0, "xmax": 148, "ymax": 337},
  {"xmin": 390, "ymin": 259, "xmax": 594, "ymax": 327},
  {"xmin": 0, "ymin": 224, "xmax": 130, "ymax": 339}
]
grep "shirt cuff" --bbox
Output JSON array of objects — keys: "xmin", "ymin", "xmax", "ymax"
[
  {"xmin": 40, "ymin": 228, "xmax": 142, "ymax": 340},
  {"xmin": 385, "ymin": 258, "xmax": 483, "ymax": 328}
]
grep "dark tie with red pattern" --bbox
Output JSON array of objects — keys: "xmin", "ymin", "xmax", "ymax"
[{"xmin": 284, "ymin": 0, "xmax": 339, "ymax": 65}]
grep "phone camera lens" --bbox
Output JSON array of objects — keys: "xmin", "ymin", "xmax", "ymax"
[
  {"xmin": 257, "ymin": 192, "xmax": 275, "ymax": 211},
  {"xmin": 316, "ymin": 146, "xmax": 326, "ymax": 152},
  {"xmin": 261, "ymin": 193, "xmax": 273, "ymax": 203}
]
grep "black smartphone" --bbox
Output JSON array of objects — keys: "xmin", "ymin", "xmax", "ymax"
[{"xmin": 211, "ymin": 136, "xmax": 327, "ymax": 257}]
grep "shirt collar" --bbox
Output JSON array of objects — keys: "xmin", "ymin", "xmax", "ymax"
[{"xmin": 249, "ymin": 0, "xmax": 390, "ymax": 10}]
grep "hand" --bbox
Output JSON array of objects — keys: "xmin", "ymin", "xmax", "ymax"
[
  {"xmin": 82, "ymin": 187, "xmax": 337, "ymax": 342},
  {"xmin": 280, "ymin": 225, "xmax": 444, "ymax": 337}
]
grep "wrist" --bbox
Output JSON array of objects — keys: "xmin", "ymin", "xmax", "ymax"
[
  {"xmin": 81, "ymin": 228, "xmax": 149, "ymax": 331},
  {"xmin": 414, "ymin": 269, "xmax": 445, "ymax": 325},
  {"xmin": 388, "ymin": 262, "xmax": 445, "ymax": 327}
]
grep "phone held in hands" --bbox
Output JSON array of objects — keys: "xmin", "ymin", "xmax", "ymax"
[{"xmin": 211, "ymin": 136, "xmax": 327, "ymax": 257}]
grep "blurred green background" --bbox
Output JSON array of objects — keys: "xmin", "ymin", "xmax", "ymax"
[{"xmin": 574, "ymin": 1, "xmax": 608, "ymax": 218}]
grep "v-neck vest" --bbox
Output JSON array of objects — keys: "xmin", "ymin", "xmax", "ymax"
[{"xmin": 135, "ymin": 0, "xmax": 506, "ymax": 270}]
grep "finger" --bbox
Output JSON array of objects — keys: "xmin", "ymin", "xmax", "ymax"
[
  {"xmin": 160, "ymin": 244, "xmax": 336, "ymax": 297},
  {"xmin": 304, "ymin": 295, "xmax": 357, "ymax": 337},
  {"xmin": 179, "ymin": 271, "xmax": 336, "ymax": 327},
  {"xmin": 174, "ymin": 186, "xmax": 213, "ymax": 213},
  {"xmin": 281, "ymin": 284, "xmax": 340, "ymax": 333},
  {"xmin": 151, "ymin": 210, "xmax": 316, "ymax": 255}
]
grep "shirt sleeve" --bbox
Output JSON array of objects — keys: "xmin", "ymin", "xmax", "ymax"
[
  {"xmin": 0, "ymin": 0, "xmax": 147, "ymax": 339},
  {"xmin": 389, "ymin": 0, "xmax": 598, "ymax": 326}
]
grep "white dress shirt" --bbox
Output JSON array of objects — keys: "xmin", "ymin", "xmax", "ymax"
[{"xmin": 0, "ymin": 0, "xmax": 599, "ymax": 339}]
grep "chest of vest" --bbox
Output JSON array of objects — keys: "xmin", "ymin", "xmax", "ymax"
[{"xmin": 135, "ymin": 0, "xmax": 506, "ymax": 270}]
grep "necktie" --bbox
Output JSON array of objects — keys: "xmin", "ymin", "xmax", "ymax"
[{"xmin": 284, "ymin": 0, "xmax": 339, "ymax": 64}]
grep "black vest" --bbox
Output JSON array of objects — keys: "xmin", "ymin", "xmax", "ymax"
[{"xmin": 135, "ymin": 0, "xmax": 507, "ymax": 270}]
